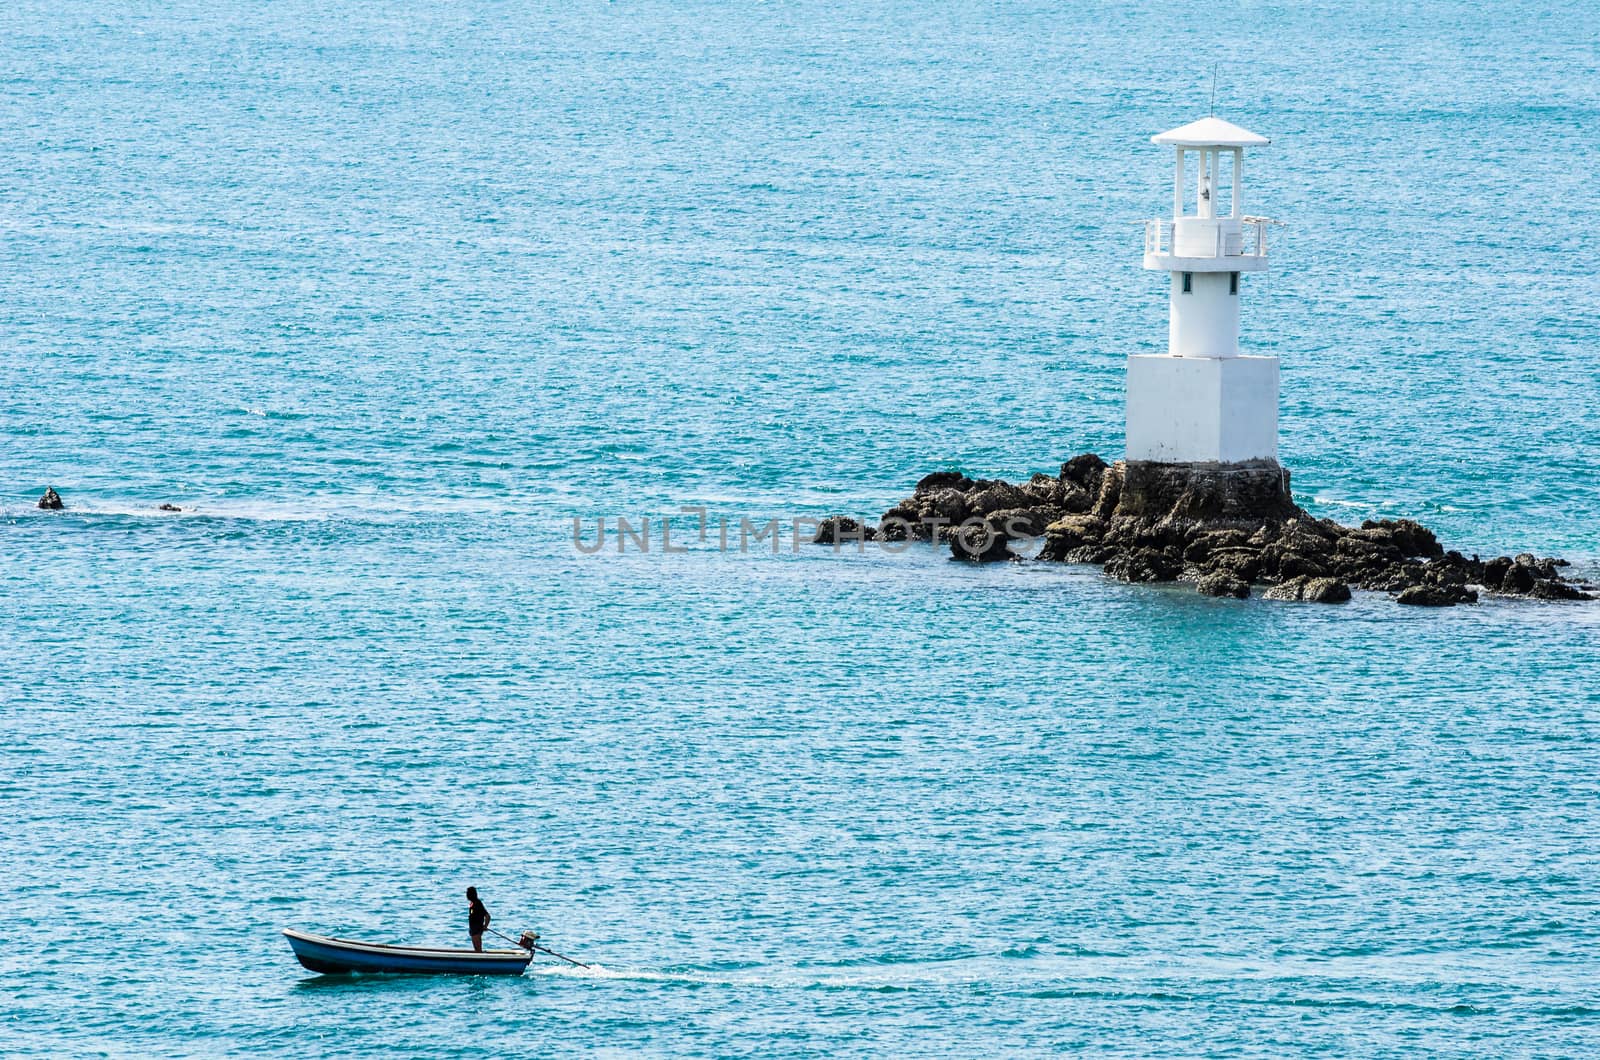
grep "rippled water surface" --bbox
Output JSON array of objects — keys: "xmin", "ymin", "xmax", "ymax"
[{"xmin": 4, "ymin": 1, "xmax": 1599, "ymax": 1056}]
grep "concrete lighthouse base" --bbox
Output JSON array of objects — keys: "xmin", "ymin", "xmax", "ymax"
[
  {"xmin": 1112, "ymin": 458, "xmax": 1297, "ymax": 525},
  {"xmin": 1125, "ymin": 354, "xmax": 1279, "ymax": 464}
]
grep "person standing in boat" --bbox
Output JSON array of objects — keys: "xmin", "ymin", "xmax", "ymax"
[{"xmin": 466, "ymin": 886, "xmax": 491, "ymax": 952}]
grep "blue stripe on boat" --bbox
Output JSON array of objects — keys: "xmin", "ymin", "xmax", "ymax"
[{"xmin": 283, "ymin": 928, "xmax": 533, "ymax": 976}]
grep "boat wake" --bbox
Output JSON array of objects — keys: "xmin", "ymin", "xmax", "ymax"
[{"xmin": 522, "ymin": 947, "xmax": 1590, "ymax": 1014}]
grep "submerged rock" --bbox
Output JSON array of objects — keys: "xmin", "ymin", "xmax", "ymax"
[
  {"xmin": 38, "ymin": 487, "xmax": 63, "ymax": 510},
  {"xmin": 158, "ymin": 503, "xmax": 182, "ymax": 513}
]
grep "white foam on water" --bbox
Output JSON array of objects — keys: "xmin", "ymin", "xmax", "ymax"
[{"xmin": 1311, "ymin": 495, "xmax": 1379, "ymax": 511}]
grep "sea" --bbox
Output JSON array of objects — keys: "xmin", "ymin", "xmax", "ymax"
[{"xmin": 3, "ymin": 1, "xmax": 1599, "ymax": 1056}]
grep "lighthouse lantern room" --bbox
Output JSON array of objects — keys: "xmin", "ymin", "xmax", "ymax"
[{"xmin": 1126, "ymin": 116, "xmax": 1280, "ymax": 465}]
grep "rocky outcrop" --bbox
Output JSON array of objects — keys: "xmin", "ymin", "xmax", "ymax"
[
  {"xmin": 823, "ymin": 454, "xmax": 1594, "ymax": 607},
  {"xmin": 38, "ymin": 487, "xmax": 63, "ymax": 510}
]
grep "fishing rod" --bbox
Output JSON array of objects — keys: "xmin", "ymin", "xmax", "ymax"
[{"xmin": 488, "ymin": 926, "xmax": 592, "ymax": 970}]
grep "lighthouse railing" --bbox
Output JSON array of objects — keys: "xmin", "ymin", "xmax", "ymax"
[
  {"xmin": 1144, "ymin": 219, "xmax": 1172, "ymax": 257},
  {"xmin": 1144, "ymin": 218, "xmax": 1269, "ymax": 260},
  {"xmin": 1244, "ymin": 218, "xmax": 1268, "ymax": 257}
]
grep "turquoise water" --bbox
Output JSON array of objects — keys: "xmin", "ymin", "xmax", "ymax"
[{"xmin": 4, "ymin": 1, "xmax": 1599, "ymax": 1055}]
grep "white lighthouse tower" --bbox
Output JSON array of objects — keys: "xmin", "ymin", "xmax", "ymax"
[{"xmin": 1126, "ymin": 117, "xmax": 1278, "ymax": 465}]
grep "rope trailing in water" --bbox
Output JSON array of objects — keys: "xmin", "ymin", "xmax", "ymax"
[{"xmin": 488, "ymin": 926, "xmax": 592, "ymax": 969}]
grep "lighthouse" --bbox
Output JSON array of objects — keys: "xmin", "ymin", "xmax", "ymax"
[{"xmin": 1126, "ymin": 117, "xmax": 1278, "ymax": 465}]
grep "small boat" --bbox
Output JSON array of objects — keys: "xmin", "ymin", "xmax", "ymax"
[{"xmin": 283, "ymin": 928, "xmax": 533, "ymax": 976}]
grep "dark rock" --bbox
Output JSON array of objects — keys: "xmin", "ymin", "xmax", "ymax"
[
  {"xmin": 1105, "ymin": 547, "xmax": 1182, "ymax": 583},
  {"xmin": 1396, "ymin": 584, "xmax": 1476, "ymax": 607},
  {"xmin": 1530, "ymin": 579, "xmax": 1591, "ymax": 601},
  {"xmin": 1204, "ymin": 548, "xmax": 1264, "ymax": 584},
  {"xmin": 1065, "ymin": 544, "xmax": 1119, "ymax": 565},
  {"xmin": 1196, "ymin": 572, "xmax": 1251, "ymax": 599},
  {"xmin": 1302, "ymin": 577, "xmax": 1352, "ymax": 603},
  {"xmin": 924, "ymin": 488, "xmax": 972, "ymax": 524},
  {"xmin": 1282, "ymin": 515, "xmax": 1337, "ymax": 543},
  {"xmin": 948, "ymin": 518, "xmax": 1014, "ymax": 563},
  {"xmin": 37, "ymin": 487, "xmax": 63, "ymax": 510},
  {"xmin": 1441, "ymin": 550, "xmax": 1483, "ymax": 583},
  {"xmin": 876, "ymin": 503, "xmax": 926, "ymax": 541},
  {"xmin": 1183, "ymin": 528, "xmax": 1252, "ymax": 563},
  {"xmin": 1056, "ymin": 482, "xmax": 1093, "ymax": 514},
  {"xmin": 1262, "ymin": 576, "xmax": 1309, "ymax": 601},
  {"xmin": 1317, "ymin": 517, "xmax": 1348, "ymax": 537},
  {"xmin": 1273, "ymin": 550, "xmax": 1329, "ymax": 581},
  {"xmin": 1090, "ymin": 462, "xmax": 1124, "ymax": 518},
  {"xmin": 1422, "ymin": 557, "xmax": 1470, "ymax": 586},
  {"xmin": 1285, "ymin": 555, "xmax": 1332, "ymax": 580},
  {"xmin": 1039, "ymin": 513, "xmax": 1107, "ymax": 561},
  {"xmin": 1336, "ymin": 535, "xmax": 1405, "ymax": 566},
  {"xmin": 813, "ymin": 516, "xmax": 876, "ymax": 546},
  {"xmin": 1260, "ymin": 547, "xmax": 1324, "ymax": 582},
  {"xmin": 1360, "ymin": 563, "xmax": 1425, "ymax": 594},
  {"xmin": 1500, "ymin": 562, "xmax": 1537, "ymax": 595},
  {"xmin": 1361, "ymin": 518, "xmax": 1443, "ymax": 558},
  {"xmin": 915, "ymin": 471, "xmax": 972, "ymax": 495},
  {"xmin": 158, "ymin": 503, "xmax": 182, "ymax": 512},
  {"xmin": 1122, "ymin": 520, "xmax": 1187, "ymax": 555},
  {"xmin": 969, "ymin": 482, "xmax": 1029, "ymax": 516},
  {"xmin": 988, "ymin": 507, "xmax": 1051, "ymax": 539},
  {"xmin": 1262, "ymin": 575, "xmax": 1349, "ymax": 603},
  {"xmin": 1060, "ymin": 453, "xmax": 1108, "ymax": 496},
  {"xmin": 1022, "ymin": 473, "xmax": 1062, "ymax": 507},
  {"xmin": 1276, "ymin": 532, "xmax": 1333, "ymax": 562}
]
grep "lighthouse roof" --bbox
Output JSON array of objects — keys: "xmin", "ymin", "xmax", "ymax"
[{"xmin": 1151, "ymin": 117, "xmax": 1269, "ymax": 147}]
